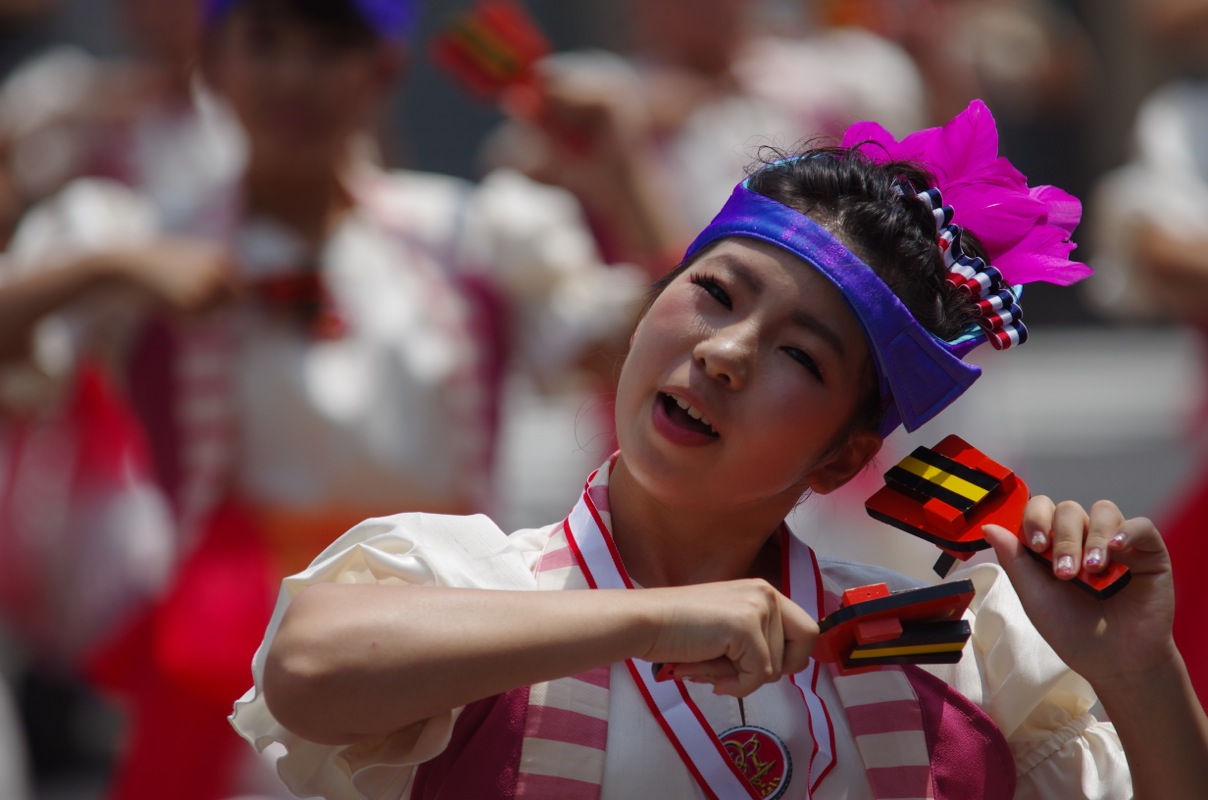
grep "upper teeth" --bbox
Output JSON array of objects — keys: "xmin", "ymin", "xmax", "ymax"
[{"xmin": 674, "ymin": 396, "xmax": 711, "ymax": 427}]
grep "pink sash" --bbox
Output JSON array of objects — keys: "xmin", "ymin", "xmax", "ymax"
[{"xmin": 562, "ymin": 465, "xmax": 836, "ymax": 799}]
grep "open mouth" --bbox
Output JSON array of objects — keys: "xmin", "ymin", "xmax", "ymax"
[{"xmin": 660, "ymin": 392, "xmax": 718, "ymax": 437}]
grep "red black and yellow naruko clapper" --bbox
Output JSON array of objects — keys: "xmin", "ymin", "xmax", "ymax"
[
  {"xmin": 653, "ymin": 580, "xmax": 976, "ymax": 681},
  {"xmin": 430, "ymin": 0, "xmax": 550, "ymax": 105},
  {"xmin": 864, "ymin": 434, "xmax": 1130, "ymax": 598},
  {"xmin": 865, "ymin": 434, "xmax": 1020, "ymax": 571},
  {"xmin": 814, "ymin": 581, "xmax": 975, "ymax": 674}
]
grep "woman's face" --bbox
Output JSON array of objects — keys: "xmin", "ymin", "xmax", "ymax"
[
  {"xmin": 615, "ymin": 238, "xmax": 878, "ymax": 512},
  {"xmin": 205, "ymin": 6, "xmax": 395, "ymax": 171}
]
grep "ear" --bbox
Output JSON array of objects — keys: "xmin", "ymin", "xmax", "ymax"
[{"xmin": 804, "ymin": 429, "xmax": 882, "ymax": 495}]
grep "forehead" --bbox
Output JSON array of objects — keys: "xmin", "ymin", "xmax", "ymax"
[
  {"xmin": 691, "ymin": 239, "xmax": 852, "ymax": 305},
  {"xmin": 687, "ymin": 238, "xmax": 869, "ymax": 354}
]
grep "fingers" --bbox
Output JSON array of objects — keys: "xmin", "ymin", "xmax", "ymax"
[
  {"xmin": 983, "ymin": 521, "xmax": 1046, "ymax": 594},
  {"xmin": 664, "ymin": 584, "xmax": 818, "ymax": 698},
  {"xmin": 1047, "ymin": 499, "xmax": 1090, "ymax": 578},
  {"xmin": 1021, "ymin": 494, "xmax": 1057, "ymax": 553},
  {"xmin": 1019, "ymin": 495, "xmax": 1152, "ymax": 579},
  {"xmin": 1084, "ymin": 500, "xmax": 1127, "ymax": 573},
  {"xmin": 781, "ymin": 622, "xmax": 819, "ymax": 677},
  {"xmin": 1107, "ymin": 515, "xmax": 1171, "ymax": 576},
  {"xmin": 670, "ymin": 657, "xmax": 738, "ymax": 686}
]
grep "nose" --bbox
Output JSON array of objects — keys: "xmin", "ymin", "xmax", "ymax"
[
  {"xmin": 273, "ymin": 50, "xmax": 317, "ymax": 92},
  {"xmin": 694, "ymin": 322, "xmax": 754, "ymax": 388}
]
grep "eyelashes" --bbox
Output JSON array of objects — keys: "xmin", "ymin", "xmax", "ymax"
[
  {"xmin": 783, "ymin": 347, "xmax": 822, "ymax": 381},
  {"xmin": 689, "ymin": 271, "xmax": 824, "ymax": 382},
  {"xmin": 690, "ymin": 272, "xmax": 731, "ymax": 309}
]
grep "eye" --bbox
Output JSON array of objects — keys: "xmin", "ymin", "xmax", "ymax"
[
  {"xmin": 783, "ymin": 346, "xmax": 823, "ymax": 381},
  {"xmin": 690, "ymin": 273, "xmax": 732, "ymax": 309}
]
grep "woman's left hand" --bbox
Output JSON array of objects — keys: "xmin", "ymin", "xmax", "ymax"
[{"xmin": 982, "ymin": 497, "xmax": 1179, "ymax": 694}]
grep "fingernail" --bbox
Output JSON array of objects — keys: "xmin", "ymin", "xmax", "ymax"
[
  {"xmin": 1030, "ymin": 530, "xmax": 1049, "ymax": 551},
  {"xmin": 1084, "ymin": 548, "xmax": 1103, "ymax": 569},
  {"xmin": 1055, "ymin": 554, "xmax": 1076, "ymax": 578},
  {"xmin": 1110, "ymin": 532, "xmax": 1127, "ymax": 550}
]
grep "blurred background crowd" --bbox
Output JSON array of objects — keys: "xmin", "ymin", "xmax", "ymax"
[{"xmin": 0, "ymin": 0, "xmax": 1206, "ymax": 798}]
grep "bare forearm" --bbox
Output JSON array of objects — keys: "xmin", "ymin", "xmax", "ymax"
[
  {"xmin": 263, "ymin": 583, "xmax": 657, "ymax": 745},
  {"xmin": 0, "ymin": 252, "xmax": 120, "ymax": 362},
  {"xmin": 605, "ymin": 157, "xmax": 689, "ymax": 277},
  {"xmin": 1095, "ymin": 651, "xmax": 1208, "ymax": 800},
  {"xmin": 1133, "ymin": 223, "xmax": 1208, "ymax": 318}
]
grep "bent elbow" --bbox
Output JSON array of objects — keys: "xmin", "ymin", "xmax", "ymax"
[
  {"xmin": 261, "ymin": 634, "xmax": 352, "ymax": 745},
  {"xmin": 261, "ymin": 588, "xmax": 372, "ymax": 746}
]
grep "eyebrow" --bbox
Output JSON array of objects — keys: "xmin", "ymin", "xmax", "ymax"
[{"xmin": 721, "ymin": 255, "xmax": 848, "ymax": 359}]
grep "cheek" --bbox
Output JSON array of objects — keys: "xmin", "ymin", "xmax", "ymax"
[
  {"xmin": 614, "ymin": 331, "xmax": 651, "ymax": 417},
  {"xmin": 748, "ymin": 378, "xmax": 845, "ymax": 457},
  {"xmin": 613, "ymin": 316, "xmax": 673, "ymax": 426}
]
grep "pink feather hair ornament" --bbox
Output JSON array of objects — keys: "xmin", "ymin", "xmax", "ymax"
[{"xmin": 840, "ymin": 99, "xmax": 1091, "ymax": 288}]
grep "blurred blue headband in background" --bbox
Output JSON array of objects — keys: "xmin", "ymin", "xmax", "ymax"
[{"xmin": 202, "ymin": 0, "xmax": 419, "ymax": 41}]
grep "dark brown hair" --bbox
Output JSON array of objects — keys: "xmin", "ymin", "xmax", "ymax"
[
  {"xmin": 207, "ymin": 0, "xmax": 381, "ymax": 49},
  {"xmin": 647, "ymin": 145, "xmax": 984, "ymax": 434}
]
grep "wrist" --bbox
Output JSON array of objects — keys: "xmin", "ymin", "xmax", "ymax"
[
  {"xmin": 1090, "ymin": 641, "xmax": 1187, "ymax": 708},
  {"xmin": 625, "ymin": 588, "xmax": 670, "ymax": 664}
]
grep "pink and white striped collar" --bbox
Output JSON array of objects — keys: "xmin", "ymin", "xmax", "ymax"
[
  {"xmin": 559, "ymin": 461, "xmax": 838, "ymax": 799},
  {"xmin": 512, "ymin": 462, "xmax": 1012, "ymax": 800}
]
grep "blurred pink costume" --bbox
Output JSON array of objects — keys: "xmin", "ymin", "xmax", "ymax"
[{"xmin": 0, "ymin": 163, "xmax": 641, "ymax": 798}]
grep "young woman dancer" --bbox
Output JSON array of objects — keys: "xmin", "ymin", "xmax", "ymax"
[{"xmin": 231, "ymin": 100, "xmax": 1208, "ymax": 799}]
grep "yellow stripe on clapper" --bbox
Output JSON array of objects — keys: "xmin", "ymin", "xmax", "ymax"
[
  {"xmin": 848, "ymin": 641, "xmax": 967, "ymax": 660},
  {"xmin": 897, "ymin": 455, "xmax": 990, "ymax": 505}
]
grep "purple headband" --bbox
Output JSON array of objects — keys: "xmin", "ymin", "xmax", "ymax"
[
  {"xmin": 683, "ymin": 176, "xmax": 982, "ymax": 437},
  {"xmin": 685, "ymin": 101, "xmax": 1091, "ymax": 436},
  {"xmin": 202, "ymin": 0, "xmax": 418, "ymax": 40}
]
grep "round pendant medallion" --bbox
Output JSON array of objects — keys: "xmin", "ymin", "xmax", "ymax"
[{"xmin": 719, "ymin": 725, "xmax": 792, "ymax": 800}]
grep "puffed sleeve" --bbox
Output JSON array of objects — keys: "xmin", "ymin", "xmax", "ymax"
[
  {"xmin": 458, "ymin": 168, "xmax": 646, "ymax": 385},
  {"xmin": 933, "ymin": 563, "xmax": 1132, "ymax": 799},
  {"xmin": 229, "ymin": 512, "xmax": 541, "ymax": 800},
  {"xmin": 0, "ymin": 178, "xmax": 158, "ymax": 410}
]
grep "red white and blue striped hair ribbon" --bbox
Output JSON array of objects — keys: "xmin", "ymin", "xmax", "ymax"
[{"xmin": 896, "ymin": 180, "xmax": 1029, "ymax": 350}]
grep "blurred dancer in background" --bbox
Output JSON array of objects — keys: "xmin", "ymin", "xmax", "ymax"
[
  {"xmin": 1086, "ymin": 0, "xmax": 1208, "ymax": 709},
  {"xmin": 0, "ymin": 0, "xmax": 240, "ymax": 792},
  {"xmin": 0, "ymin": 0, "xmax": 644, "ymax": 797},
  {"xmin": 0, "ymin": 0, "xmax": 243, "ymax": 247},
  {"xmin": 480, "ymin": 0, "xmax": 928, "ymax": 270}
]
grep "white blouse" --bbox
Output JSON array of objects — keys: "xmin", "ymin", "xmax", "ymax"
[{"xmin": 230, "ymin": 510, "xmax": 1131, "ymax": 800}]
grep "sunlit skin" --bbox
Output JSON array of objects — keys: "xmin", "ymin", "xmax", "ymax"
[{"xmin": 609, "ymin": 238, "xmax": 882, "ymax": 589}]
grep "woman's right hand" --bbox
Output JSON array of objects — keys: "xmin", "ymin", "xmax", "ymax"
[{"xmin": 637, "ymin": 579, "xmax": 819, "ymax": 697}]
